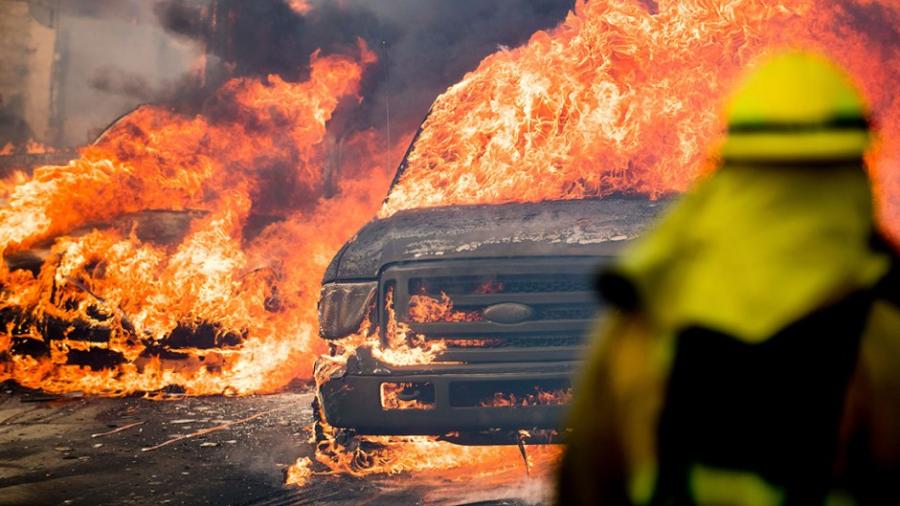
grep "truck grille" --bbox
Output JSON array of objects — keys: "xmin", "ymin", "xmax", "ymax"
[{"xmin": 379, "ymin": 258, "xmax": 605, "ymax": 363}]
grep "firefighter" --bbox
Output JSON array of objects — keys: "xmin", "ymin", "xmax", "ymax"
[{"xmin": 557, "ymin": 51, "xmax": 900, "ymax": 505}]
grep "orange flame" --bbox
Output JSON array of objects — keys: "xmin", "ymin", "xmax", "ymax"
[
  {"xmin": 25, "ymin": 140, "xmax": 54, "ymax": 155},
  {"xmin": 380, "ymin": 0, "xmax": 899, "ymax": 243},
  {"xmin": 0, "ymin": 171, "xmax": 30, "ymax": 200},
  {"xmin": 373, "ymin": 288, "xmax": 448, "ymax": 365},
  {"xmin": 380, "ymin": 381, "xmax": 435, "ymax": 410},
  {"xmin": 481, "ymin": 388, "xmax": 574, "ymax": 408},
  {"xmin": 298, "ymin": 0, "xmax": 897, "ymax": 487},
  {"xmin": 0, "ymin": 43, "xmax": 392, "ymax": 396},
  {"xmin": 310, "ymin": 289, "xmax": 449, "ymax": 395},
  {"xmin": 2, "ymin": 0, "xmax": 895, "ymax": 399},
  {"xmin": 0, "ymin": 1, "xmax": 895, "ymax": 490},
  {"xmin": 287, "ymin": 0, "xmax": 312, "ymax": 16},
  {"xmin": 295, "ymin": 282, "xmax": 564, "ymax": 488},
  {"xmin": 290, "ymin": 395, "xmax": 562, "ymax": 490},
  {"xmin": 407, "ymin": 292, "xmax": 482, "ymax": 324},
  {"xmin": 289, "ymin": 438, "xmax": 562, "ymax": 487}
]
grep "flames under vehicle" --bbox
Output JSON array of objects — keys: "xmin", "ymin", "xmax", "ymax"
[{"xmin": 316, "ymin": 191, "xmax": 665, "ymax": 443}]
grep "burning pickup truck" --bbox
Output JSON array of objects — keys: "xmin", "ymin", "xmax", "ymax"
[{"xmin": 315, "ymin": 152, "xmax": 666, "ymax": 443}]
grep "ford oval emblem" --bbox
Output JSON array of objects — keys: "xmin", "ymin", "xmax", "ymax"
[{"xmin": 483, "ymin": 302, "xmax": 534, "ymax": 324}]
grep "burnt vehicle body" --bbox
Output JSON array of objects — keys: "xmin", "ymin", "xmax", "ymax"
[{"xmin": 316, "ymin": 188, "xmax": 665, "ymax": 442}]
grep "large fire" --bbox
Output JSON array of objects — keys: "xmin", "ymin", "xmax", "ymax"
[
  {"xmin": 0, "ymin": 41, "xmax": 393, "ymax": 396},
  {"xmin": 0, "ymin": 0, "xmax": 897, "ymax": 492},
  {"xmin": 1, "ymin": 0, "xmax": 894, "ymax": 397},
  {"xmin": 297, "ymin": 0, "xmax": 898, "ymax": 487},
  {"xmin": 381, "ymin": 0, "xmax": 899, "ymax": 237}
]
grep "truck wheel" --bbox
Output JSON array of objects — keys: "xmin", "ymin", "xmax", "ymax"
[{"xmin": 311, "ymin": 393, "xmax": 386, "ymax": 471}]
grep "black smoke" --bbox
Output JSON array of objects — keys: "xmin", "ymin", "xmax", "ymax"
[{"xmin": 153, "ymin": 0, "xmax": 577, "ymax": 137}]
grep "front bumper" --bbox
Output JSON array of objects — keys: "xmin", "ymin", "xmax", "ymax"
[{"xmin": 318, "ymin": 347, "xmax": 578, "ymax": 436}]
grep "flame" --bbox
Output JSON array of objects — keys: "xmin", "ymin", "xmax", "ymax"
[
  {"xmin": 287, "ymin": 0, "xmax": 312, "ymax": 16},
  {"xmin": 285, "ymin": 455, "xmax": 313, "ymax": 486},
  {"xmin": 380, "ymin": 381, "xmax": 435, "ymax": 410},
  {"xmin": 0, "ymin": 0, "xmax": 896, "ymax": 490},
  {"xmin": 407, "ymin": 292, "xmax": 482, "ymax": 323},
  {"xmin": 310, "ymin": 287, "xmax": 450, "ymax": 395},
  {"xmin": 290, "ymin": 437, "xmax": 562, "ymax": 485},
  {"xmin": 380, "ymin": 0, "xmax": 899, "ymax": 242},
  {"xmin": 297, "ymin": 282, "xmax": 564, "ymax": 489},
  {"xmin": 0, "ymin": 140, "xmax": 57, "ymax": 157},
  {"xmin": 300, "ymin": 0, "xmax": 897, "ymax": 488},
  {"xmin": 2, "ymin": 0, "xmax": 894, "ymax": 397},
  {"xmin": 289, "ymin": 395, "xmax": 562, "ymax": 489},
  {"xmin": 481, "ymin": 388, "xmax": 574, "ymax": 408},
  {"xmin": 25, "ymin": 140, "xmax": 54, "ymax": 155},
  {"xmin": 372, "ymin": 288, "xmax": 447, "ymax": 366},
  {"xmin": 0, "ymin": 42, "xmax": 392, "ymax": 396},
  {"xmin": 0, "ymin": 171, "xmax": 30, "ymax": 201}
]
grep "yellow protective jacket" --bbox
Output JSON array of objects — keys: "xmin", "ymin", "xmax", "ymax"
[{"xmin": 558, "ymin": 163, "xmax": 900, "ymax": 505}]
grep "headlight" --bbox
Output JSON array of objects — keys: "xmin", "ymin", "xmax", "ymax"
[{"xmin": 318, "ymin": 281, "xmax": 377, "ymax": 339}]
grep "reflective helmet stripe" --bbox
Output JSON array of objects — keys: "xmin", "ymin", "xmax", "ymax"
[
  {"xmin": 721, "ymin": 129, "xmax": 870, "ymax": 162},
  {"xmin": 728, "ymin": 116, "xmax": 869, "ymax": 134},
  {"xmin": 722, "ymin": 51, "xmax": 871, "ymax": 164}
]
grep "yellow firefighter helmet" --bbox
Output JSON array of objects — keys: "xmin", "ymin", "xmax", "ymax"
[{"xmin": 721, "ymin": 51, "xmax": 871, "ymax": 163}]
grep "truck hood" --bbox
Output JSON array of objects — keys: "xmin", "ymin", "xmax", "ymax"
[{"xmin": 323, "ymin": 196, "xmax": 671, "ymax": 282}]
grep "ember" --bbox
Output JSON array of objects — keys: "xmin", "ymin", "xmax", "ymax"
[
  {"xmin": 481, "ymin": 388, "xmax": 574, "ymax": 408},
  {"xmin": 474, "ymin": 279, "xmax": 505, "ymax": 295},
  {"xmin": 441, "ymin": 338, "xmax": 505, "ymax": 348},
  {"xmin": 25, "ymin": 140, "xmax": 54, "ymax": 155},
  {"xmin": 286, "ymin": 0, "xmax": 312, "ymax": 16}
]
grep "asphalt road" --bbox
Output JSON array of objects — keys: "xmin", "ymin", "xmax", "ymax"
[{"xmin": 0, "ymin": 385, "xmax": 552, "ymax": 505}]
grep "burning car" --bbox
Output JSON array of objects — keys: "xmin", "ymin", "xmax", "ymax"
[{"xmin": 314, "ymin": 130, "xmax": 668, "ymax": 444}]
